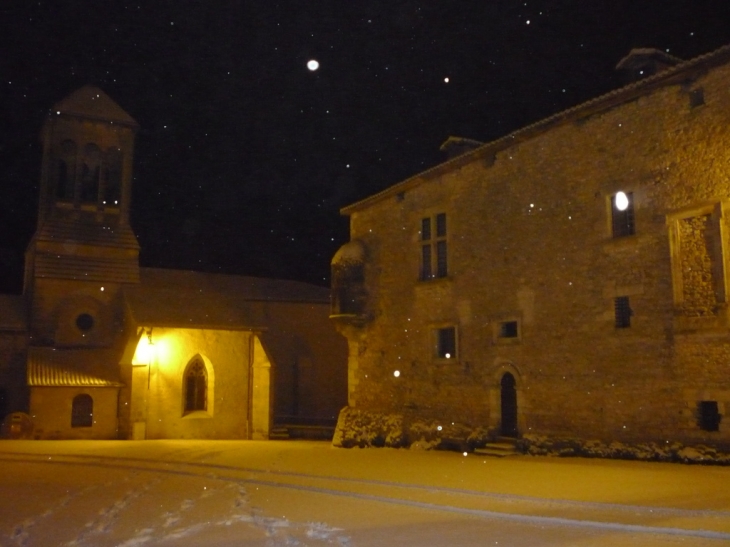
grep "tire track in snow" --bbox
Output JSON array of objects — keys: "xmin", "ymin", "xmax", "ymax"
[
  {"xmin": 1, "ymin": 452, "xmax": 729, "ymax": 542},
  {"xmin": 64, "ymin": 473, "xmax": 161, "ymax": 547},
  {"xmin": 6, "ymin": 450, "xmax": 727, "ymax": 521},
  {"xmin": 0, "ymin": 456, "xmax": 351, "ymax": 547},
  {"xmin": 4, "ymin": 483, "xmax": 98, "ymax": 547}
]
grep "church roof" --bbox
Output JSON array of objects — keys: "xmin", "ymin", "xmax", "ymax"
[
  {"xmin": 124, "ymin": 268, "xmax": 330, "ymax": 329},
  {"xmin": 52, "ymin": 85, "xmax": 139, "ymax": 128},
  {"xmin": 27, "ymin": 347, "xmax": 124, "ymax": 387},
  {"xmin": 0, "ymin": 295, "xmax": 27, "ymax": 331}
]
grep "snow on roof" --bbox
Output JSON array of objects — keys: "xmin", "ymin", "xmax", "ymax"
[
  {"xmin": 0, "ymin": 295, "xmax": 27, "ymax": 331},
  {"xmin": 341, "ymin": 43, "xmax": 730, "ymax": 215},
  {"xmin": 331, "ymin": 240, "xmax": 365, "ymax": 265},
  {"xmin": 51, "ymin": 85, "xmax": 139, "ymax": 128},
  {"xmin": 27, "ymin": 347, "xmax": 124, "ymax": 387},
  {"xmin": 124, "ymin": 267, "xmax": 330, "ymax": 329}
]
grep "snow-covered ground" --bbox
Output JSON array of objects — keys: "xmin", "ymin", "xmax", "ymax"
[{"xmin": 1, "ymin": 440, "xmax": 730, "ymax": 546}]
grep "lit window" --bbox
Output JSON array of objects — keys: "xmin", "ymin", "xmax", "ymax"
[
  {"xmin": 71, "ymin": 394, "xmax": 93, "ymax": 428},
  {"xmin": 435, "ymin": 327, "xmax": 456, "ymax": 359},
  {"xmin": 184, "ymin": 357, "xmax": 207, "ymax": 413},
  {"xmin": 420, "ymin": 213, "xmax": 448, "ymax": 280},
  {"xmin": 612, "ymin": 192, "xmax": 635, "ymax": 238},
  {"xmin": 614, "ymin": 296, "xmax": 632, "ymax": 328}
]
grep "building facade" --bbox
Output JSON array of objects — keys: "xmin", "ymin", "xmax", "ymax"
[
  {"xmin": 332, "ymin": 46, "xmax": 730, "ymax": 448},
  {"xmin": 0, "ymin": 86, "xmax": 347, "ymax": 440}
]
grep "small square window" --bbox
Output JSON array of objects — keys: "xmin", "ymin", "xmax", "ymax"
[
  {"xmin": 689, "ymin": 88, "xmax": 705, "ymax": 108},
  {"xmin": 615, "ymin": 296, "xmax": 632, "ymax": 328},
  {"xmin": 611, "ymin": 192, "xmax": 635, "ymax": 238},
  {"xmin": 698, "ymin": 401, "xmax": 721, "ymax": 432},
  {"xmin": 499, "ymin": 321, "xmax": 519, "ymax": 338},
  {"xmin": 435, "ymin": 327, "xmax": 456, "ymax": 359}
]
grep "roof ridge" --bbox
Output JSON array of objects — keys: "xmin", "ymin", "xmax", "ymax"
[{"xmin": 341, "ymin": 42, "xmax": 730, "ymax": 214}]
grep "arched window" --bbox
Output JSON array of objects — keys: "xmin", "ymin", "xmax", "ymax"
[
  {"xmin": 80, "ymin": 143, "xmax": 101, "ymax": 204},
  {"xmin": 71, "ymin": 394, "xmax": 93, "ymax": 428},
  {"xmin": 102, "ymin": 147, "xmax": 123, "ymax": 207},
  {"xmin": 184, "ymin": 357, "xmax": 207, "ymax": 413},
  {"xmin": 56, "ymin": 139, "xmax": 77, "ymax": 201}
]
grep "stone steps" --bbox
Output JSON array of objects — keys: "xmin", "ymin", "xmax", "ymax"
[
  {"xmin": 269, "ymin": 425, "xmax": 336, "ymax": 441},
  {"xmin": 474, "ymin": 438, "xmax": 519, "ymax": 458},
  {"xmin": 269, "ymin": 427, "xmax": 290, "ymax": 440}
]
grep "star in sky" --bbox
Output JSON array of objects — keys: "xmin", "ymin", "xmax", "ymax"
[{"xmin": 2, "ymin": 1, "xmax": 730, "ymax": 292}]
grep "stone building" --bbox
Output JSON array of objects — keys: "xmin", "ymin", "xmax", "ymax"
[
  {"xmin": 332, "ymin": 45, "xmax": 730, "ymax": 448},
  {"xmin": 0, "ymin": 86, "xmax": 347, "ymax": 440}
]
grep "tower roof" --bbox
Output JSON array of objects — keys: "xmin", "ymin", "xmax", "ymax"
[{"xmin": 52, "ymin": 85, "xmax": 139, "ymax": 128}]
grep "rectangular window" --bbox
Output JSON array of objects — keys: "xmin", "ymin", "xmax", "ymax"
[
  {"xmin": 698, "ymin": 401, "xmax": 721, "ymax": 432},
  {"xmin": 436, "ymin": 327, "xmax": 456, "ymax": 359},
  {"xmin": 689, "ymin": 88, "xmax": 705, "ymax": 108},
  {"xmin": 614, "ymin": 296, "xmax": 632, "ymax": 328},
  {"xmin": 420, "ymin": 213, "xmax": 448, "ymax": 280},
  {"xmin": 499, "ymin": 321, "xmax": 519, "ymax": 338},
  {"xmin": 611, "ymin": 192, "xmax": 635, "ymax": 238}
]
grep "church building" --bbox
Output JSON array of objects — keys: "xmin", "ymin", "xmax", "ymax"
[
  {"xmin": 332, "ymin": 45, "xmax": 730, "ymax": 449},
  {"xmin": 0, "ymin": 86, "xmax": 347, "ymax": 440}
]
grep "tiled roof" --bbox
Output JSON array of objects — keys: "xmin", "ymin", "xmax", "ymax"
[
  {"xmin": 27, "ymin": 347, "xmax": 124, "ymax": 387},
  {"xmin": 35, "ymin": 215, "xmax": 139, "ymax": 249},
  {"xmin": 34, "ymin": 253, "xmax": 140, "ymax": 284},
  {"xmin": 341, "ymin": 43, "xmax": 730, "ymax": 214},
  {"xmin": 123, "ymin": 267, "xmax": 330, "ymax": 329}
]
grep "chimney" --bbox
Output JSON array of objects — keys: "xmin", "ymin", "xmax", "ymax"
[{"xmin": 615, "ymin": 48, "xmax": 683, "ymax": 83}]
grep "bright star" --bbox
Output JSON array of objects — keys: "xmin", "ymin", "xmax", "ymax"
[{"xmin": 307, "ymin": 60, "xmax": 319, "ymax": 71}]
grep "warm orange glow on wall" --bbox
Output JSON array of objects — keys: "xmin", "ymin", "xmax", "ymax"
[
  {"xmin": 131, "ymin": 328, "xmax": 191, "ymax": 368},
  {"xmin": 132, "ymin": 330, "xmax": 155, "ymax": 364}
]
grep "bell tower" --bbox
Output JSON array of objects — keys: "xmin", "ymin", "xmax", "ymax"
[{"xmin": 25, "ymin": 86, "xmax": 140, "ymax": 346}]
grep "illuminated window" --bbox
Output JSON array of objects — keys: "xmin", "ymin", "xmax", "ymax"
[
  {"xmin": 611, "ymin": 192, "xmax": 635, "ymax": 238},
  {"xmin": 698, "ymin": 401, "xmax": 721, "ymax": 432},
  {"xmin": 435, "ymin": 327, "xmax": 457, "ymax": 359},
  {"xmin": 184, "ymin": 357, "xmax": 207, "ymax": 413},
  {"xmin": 614, "ymin": 296, "xmax": 632, "ymax": 328},
  {"xmin": 71, "ymin": 394, "xmax": 93, "ymax": 428},
  {"xmin": 420, "ymin": 213, "xmax": 447, "ymax": 280}
]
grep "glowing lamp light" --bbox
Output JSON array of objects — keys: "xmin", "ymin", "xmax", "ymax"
[
  {"xmin": 307, "ymin": 59, "xmax": 319, "ymax": 71},
  {"xmin": 393, "ymin": 370, "xmax": 400, "ymax": 377},
  {"xmin": 134, "ymin": 329, "xmax": 155, "ymax": 364},
  {"xmin": 614, "ymin": 191, "xmax": 629, "ymax": 211},
  {"xmin": 444, "ymin": 353, "xmax": 451, "ymax": 359}
]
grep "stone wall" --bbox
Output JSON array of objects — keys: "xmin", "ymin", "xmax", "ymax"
[{"xmin": 336, "ymin": 57, "xmax": 730, "ymax": 447}]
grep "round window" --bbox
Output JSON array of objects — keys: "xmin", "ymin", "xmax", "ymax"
[{"xmin": 75, "ymin": 313, "xmax": 95, "ymax": 332}]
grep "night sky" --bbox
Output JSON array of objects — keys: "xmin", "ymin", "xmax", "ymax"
[{"xmin": 3, "ymin": 1, "xmax": 730, "ymax": 293}]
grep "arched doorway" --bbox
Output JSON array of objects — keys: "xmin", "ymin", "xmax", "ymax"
[{"xmin": 500, "ymin": 373, "xmax": 518, "ymax": 437}]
